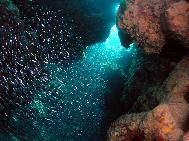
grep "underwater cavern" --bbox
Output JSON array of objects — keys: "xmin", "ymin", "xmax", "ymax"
[{"xmin": 0, "ymin": 0, "xmax": 189, "ymax": 141}]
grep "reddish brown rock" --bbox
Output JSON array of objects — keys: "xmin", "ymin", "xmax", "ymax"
[
  {"xmin": 109, "ymin": 0, "xmax": 189, "ymax": 140},
  {"xmin": 107, "ymin": 55, "xmax": 189, "ymax": 141},
  {"xmin": 183, "ymin": 132, "xmax": 189, "ymax": 141},
  {"xmin": 166, "ymin": 1, "xmax": 189, "ymax": 47},
  {"xmin": 108, "ymin": 104, "xmax": 185, "ymax": 141},
  {"xmin": 117, "ymin": 0, "xmax": 189, "ymax": 53}
]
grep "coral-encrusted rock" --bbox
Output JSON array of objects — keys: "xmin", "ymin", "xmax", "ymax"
[
  {"xmin": 108, "ymin": 105, "xmax": 184, "ymax": 141},
  {"xmin": 184, "ymin": 132, "xmax": 189, "ymax": 141},
  {"xmin": 117, "ymin": 0, "xmax": 167, "ymax": 53},
  {"xmin": 121, "ymin": 47, "xmax": 182, "ymax": 113},
  {"xmin": 108, "ymin": 112, "xmax": 147, "ymax": 141},
  {"xmin": 166, "ymin": 1, "xmax": 189, "ymax": 47},
  {"xmin": 117, "ymin": 0, "xmax": 189, "ymax": 53},
  {"xmin": 107, "ymin": 55, "xmax": 189, "ymax": 141}
]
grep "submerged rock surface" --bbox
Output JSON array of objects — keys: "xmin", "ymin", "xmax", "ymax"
[
  {"xmin": 1, "ymin": 0, "xmax": 189, "ymax": 141},
  {"xmin": 108, "ymin": 55, "xmax": 189, "ymax": 141},
  {"xmin": 108, "ymin": 0, "xmax": 189, "ymax": 140},
  {"xmin": 117, "ymin": 0, "xmax": 189, "ymax": 53}
]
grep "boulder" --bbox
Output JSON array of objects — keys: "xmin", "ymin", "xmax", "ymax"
[
  {"xmin": 166, "ymin": 1, "xmax": 189, "ymax": 47},
  {"xmin": 117, "ymin": 0, "xmax": 189, "ymax": 53},
  {"xmin": 108, "ymin": 55, "xmax": 189, "ymax": 141}
]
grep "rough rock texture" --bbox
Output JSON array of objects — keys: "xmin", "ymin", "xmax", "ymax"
[
  {"xmin": 122, "ymin": 54, "xmax": 175, "ymax": 113},
  {"xmin": 166, "ymin": 1, "xmax": 189, "ymax": 47},
  {"xmin": 108, "ymin": 0, "xmax": 189, "ymax": 139},
  {"xmin": 119, "ymin": 40, "xmax": 189, "ymax": 114},
  {"xmin": 117, "ymin": 0, "xmax": 189, "ymax": 53},
  {"xmin": 108, "ymin": 55, "xmax": 189, "ymax": 141},
  {"xmin": 184, "ymin": 132, "xmax": 189, "ymax": 141}
]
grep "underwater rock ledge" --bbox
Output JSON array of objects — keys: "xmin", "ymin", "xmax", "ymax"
[
  {"xmin": 117, "ymin": 0, "xmax": 189, "ymax": 54},
  {"xmin": 107, "ymin": 0, "xmax": 189, "ymax": 141},
  {"xmin": 107, "ymin": 0, "xmax": 189, "ymax": 140},
  {"xmin": 108, "ymin": 55, "xmax": 189, "ymax": 141}
]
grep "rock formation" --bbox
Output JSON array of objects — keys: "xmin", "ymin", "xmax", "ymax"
[
  {"xmin": 108, "ymin": 55, "xmax": 189, "ymax": 141},
  {"xmin": 117, "ymin": 0, "xmax": 189, "ymax": 53},
  {"xmin": 166, "ymin": 1, "xmax": 189, "ymax": 47},
  {"xmin": 108, "ymin": 0, "xmax": 189, "ymax": 140}
]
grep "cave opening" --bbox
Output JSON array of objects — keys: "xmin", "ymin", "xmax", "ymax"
[
  {"xmin": 0, "ymin": 1, "xmax": 134, "ymax": 141},
  {"xmin": 1, "ymin": 0, "xmax": 189, "ymax": 141}
]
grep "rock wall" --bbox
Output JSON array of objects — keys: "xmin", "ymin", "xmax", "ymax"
[
  {"xmin": 117, "ymin": 0, "xmax": 189, "ymax": 53},
  {"xmin": 108, "ymin": 55, "xmax": 189, "ymax": 141},
  {"xmin": 108, "ymin": 0, "xmax": 189, "ymax": 140}
]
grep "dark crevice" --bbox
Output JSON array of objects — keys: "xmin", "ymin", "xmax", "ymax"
[
  {"xmin": 184, "ymin": 92, "xmax": 189, "ymax": 103},
  {"xmin": 182, "ymin": 116, "xmax": 189, "ymax": 132},
  {"xmin": 160, "ymin": 38, "xmax": 189, "ymax": 62}
]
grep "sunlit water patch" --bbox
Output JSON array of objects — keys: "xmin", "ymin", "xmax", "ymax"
[{"xmin": 106, "ymin": 25, "xmax": 123, "ymax": 51}]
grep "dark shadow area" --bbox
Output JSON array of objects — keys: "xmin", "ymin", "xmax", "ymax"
[
  {"xmin": 101, "ymin": 70, "xmax": 126, "ymax": 140},
  {"xmin": 184, "ymin": 92, "xmax": 189, "ymax": 103},
  {"xmin": 12, "ymin": 0, "xmax": 120, "ymax": 46},
  {"xmin": 118, "ymin": 29, "xmax": 133, "ymax": 48},
  {"xmin": 183, "ymin": 116, "xmax": 189, "ymax": 132},
  {"xmin": 116, "ymin": 37, "xmax": 189, "ymax": 114},
  {"xmin": 160, "ymin": 38, "xmax": 189, "ymax": 62}
]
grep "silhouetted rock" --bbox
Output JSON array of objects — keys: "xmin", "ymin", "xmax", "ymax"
[{"xmin": 12, "ymin": 0, "xmax": 120, "ymax": 46}]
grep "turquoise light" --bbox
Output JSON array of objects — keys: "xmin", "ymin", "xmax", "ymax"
[
  {"xmin": 1, "ymin": 4, "xmax": 136, "ymax": 141},
  {"xmin": 128, "ymin": 43, "xmax": 135, "ymax": 52},
  {"xmin": 105, "ymin": 25, "xmax": 123, "ymax": 51},
  {"xmin": 115, "ymin": 5, "xmax": 120, "ymax": 12},
  {"xmin": 105, "ymin": 24, "xmax": 134, "ymax": 52}
]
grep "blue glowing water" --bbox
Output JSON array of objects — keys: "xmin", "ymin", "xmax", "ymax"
[
  {"xmin": 115, "ymin": 5, "xmax": 120, "ymax": 12},
  {"xmin": 40, "ymin": 25, "xmax": 131, "ymax": 141},
  {"xmin": 5, "ymin": 24, "xmax": 133, "ymax": 141},
  {"xmin": 105, "ymin": 25, "xmax": 123, "ymax": 51},
  {"xmin": 0, "ymin": 4, "xmax": 135, "ymax": 140}
]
